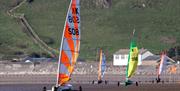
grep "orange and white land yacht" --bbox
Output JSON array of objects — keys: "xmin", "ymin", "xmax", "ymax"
[{"xmin": 52, "ymin": 0, "xmax": 80, "ymax": 91}]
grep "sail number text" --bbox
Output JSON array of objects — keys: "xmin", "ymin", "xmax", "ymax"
[
  {"xmin": 68, "ymin": 28, "xmax": 79, "ymax": 35},
  {"xmin": 132, "ymin": 56, "xmax": 138, "ymax": 61},
  {"xmin": 68, "ymin": 16, "xmax": 80, "ymax": 23}
]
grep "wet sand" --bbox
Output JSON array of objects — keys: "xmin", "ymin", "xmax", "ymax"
[
  {"xmin": 0, "ymin": 84, "xmax": 180, "ymax": 91},
  {"xmin": 1, "ymin": 74, "xmax": 180, "ymax": 91},
  {"xmin": 78, "ymin": 84, "xmax": 180, "ymax": 91}
]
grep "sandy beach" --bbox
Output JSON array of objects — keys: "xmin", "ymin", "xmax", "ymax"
[
  {"xmin": 1, "ymin": 83, "xmax": 180, "ymax": 91},
  {"xmin": 0, "ymin": 62, "xmax": 180, "ymax": 91},
  {"xmin": 0, "ymin": 74, "xmax": 180, "ymax": 91},
  {"xmin": 77, "ymin": 84, "xmax": 180, "ymax": 91}
]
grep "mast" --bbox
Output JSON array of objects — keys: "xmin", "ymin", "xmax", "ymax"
[{"xmin": 56, "ymin": 0, "xmax": 73, "ymax": 86}]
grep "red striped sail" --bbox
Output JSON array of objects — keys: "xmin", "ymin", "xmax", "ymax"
[
  {"xmin": 158, "ymin": 52, "xmax": 167, "ymax": 76},
  {"xmin": 57, "ymin": 0, "xmax": 80, "ymax": 86}
]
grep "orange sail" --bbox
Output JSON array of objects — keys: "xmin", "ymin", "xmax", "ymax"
[
  {"xmin": 57, "ymin": 0, "xmax": 80, "ymax": 86},
  {"xmin": 98, "ymin": 49, "xmax": 106, "ymax": 81},
  {"xmin": 168, "ymin": 65, "xmax": 177, "ymax": 74}
]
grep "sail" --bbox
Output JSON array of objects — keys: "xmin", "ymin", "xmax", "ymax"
[
  {"xmin": 57, "ymin": 0, "xmax": 80, "ymax": 86},
  {"xmin": 126, "ymin": 39, "xmax": 139, "ymax": 79},
  {"xmin": 98, "ymin": 49, "xmax": 106, "ymax": 81},
  {"xmin": 158, "ymin": 52, "xmax": 167, "ymax": 76}
]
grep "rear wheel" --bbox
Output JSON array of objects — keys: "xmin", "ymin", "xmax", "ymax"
[
  {"xmin": 43, "ymin": 86, "xmax": 46, "ymax": 91},
  {"xmin": 79, "ymin": 86, "xmax": 82, "ymax": 91},
  {"xmin": 135, "ymin": 82, "xmax": 138, "ymax": 86}
]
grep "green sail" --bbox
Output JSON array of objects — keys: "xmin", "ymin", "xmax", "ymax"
[{"xmin": 126, "ymin": 40, "xmax": 139, "ymax": 79}]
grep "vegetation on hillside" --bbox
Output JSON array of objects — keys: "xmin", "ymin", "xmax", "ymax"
[{"xmin": 0, "ymin": 0, "xmax": 180, "ymax": 61}]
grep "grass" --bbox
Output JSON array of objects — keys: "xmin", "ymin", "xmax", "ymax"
[{"xmin": 0, "ymin": 0, "xmax": 180, "ymax": 61}]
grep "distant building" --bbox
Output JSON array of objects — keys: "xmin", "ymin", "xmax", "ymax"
[
  {"xmin": 156, "ymin": 56, "xmax": 176, "ymax": 65},
  {"xmin": 142, "ymin": 55, "xmax": 160, "ymax": 65},
  {"xmin": 133, "ymin": 53, "xmax": 175, "ymax": 66},
  {"xmin": 113, "ymin": 48, "xmax": 154, "ymax": 66}
]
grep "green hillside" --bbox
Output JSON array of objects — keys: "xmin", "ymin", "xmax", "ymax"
[{"xmin": 0, "ymin": 0, "xmax": 180, "ymax": 61}]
